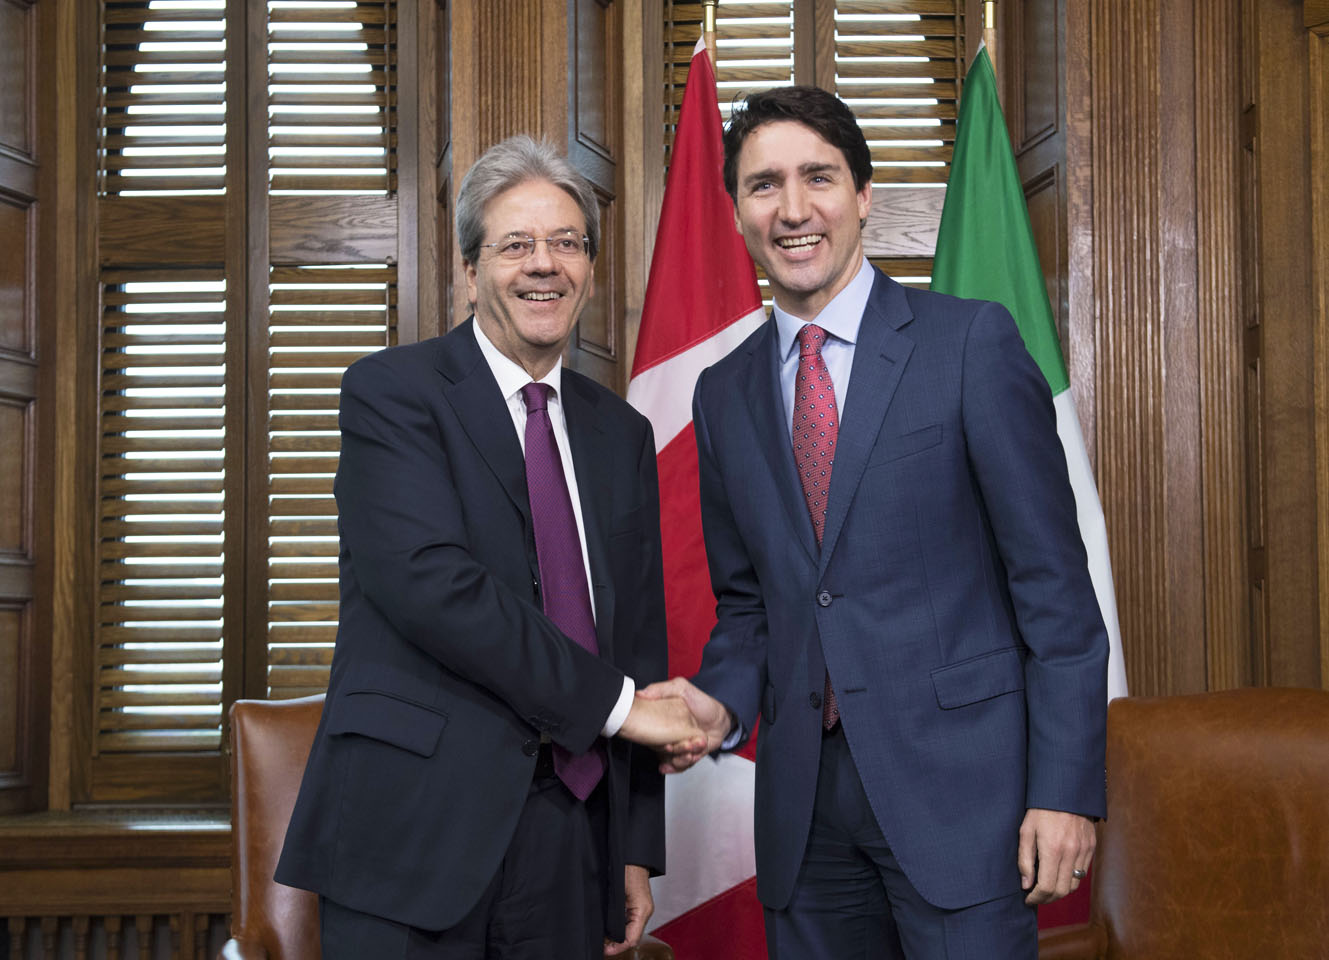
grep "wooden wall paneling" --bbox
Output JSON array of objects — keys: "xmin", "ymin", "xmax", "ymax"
[
  {"xmin": 414, "ymin": 0, "xmax": 440, "ymax": 345},
  {"xmin": 1005, "ymin": 0, "xmax": 1069, "ymax": 350},
  {"xmin": 445, "ymin": 0, "xmax": 474, "ymax": 327},
  {"xmin": 433, "ymin": 0, "xmax": 452, "ymax": 339},
  {"xmin": 44, "ymin": 0, "xmax": 99, "ymax": 813},
  {"xmin": 1250, "ymin": 0, "xmax": 1320, "ymax": 686},
  {"xmin": 1091, "ymin": 0, "xmax": 1188, "ymax": 697},
  {"xmin": 0, "ymin": 0, "xmax": 34, "ymax": 159},
  {"xmin": 1194, "ymin": 0, "xmax": 1247, "ymax": 690},
  {"xmin": 621, "ymin": 0, "xmax": 657, "ymax": 377},
  {"xmin": 0, "ymin": 0, "xmax": 45, "ymax": 816},
  {"xmin": 566, "ymin": 0, "xmax": 623, "ymax": 391},
  {"xmin": 1156, "ymin": 0, "xmax": 1206, "ymax": 693},
  {"xmin": 1239, "ymin": 0, "xmax": 1267, "ymax": 684},
  {"xmin": 1065, "ymin": 0, "xmax": 1096, "ymax": 466},
  {"xmin": 0, "ymin": 190, "xmax": 32, "ymax": 355},
  {"xmin": 1311, "ymin": 16, "xmax": 1329, "ymax": 690}
]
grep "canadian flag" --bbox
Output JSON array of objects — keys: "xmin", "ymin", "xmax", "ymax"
[{"xmin": 627, "ymin": 37, "xmax": 768, "ymax": 959}]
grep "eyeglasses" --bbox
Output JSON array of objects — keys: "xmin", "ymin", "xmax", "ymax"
[{"xmin": 479, "ymin": 230, "xmax": 590, "ymax": 261}]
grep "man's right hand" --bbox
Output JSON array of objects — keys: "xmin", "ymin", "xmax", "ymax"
[
  {"xmin": 617, "ymin": 695, "xmax": 705, "ymax": 751},
  {"xmin": 636, "ymin": 678, "xmax": 733, "ymax": 773}
]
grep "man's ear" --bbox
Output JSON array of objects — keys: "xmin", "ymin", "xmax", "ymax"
[{"xmin": 463, "ymin": 261, "xmax": 477, "ymax": 306}]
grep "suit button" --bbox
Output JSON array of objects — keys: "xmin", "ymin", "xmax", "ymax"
[
  {"xmin": 521, "ymin": 739, "xmax": 539, "ymax": 757},
  {"xmin": 817, "ymin": 591, "xmax": 832, "ymax": 607},
  {"xmin": 809, "ymin": 692, "xmax": 822, "ymax": 710}
]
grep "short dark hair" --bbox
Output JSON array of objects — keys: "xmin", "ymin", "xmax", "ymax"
[
  {"xmin": 722, "ymin": 86, "xmax": 873, "ymax": 202},
  {"xmin": 454, "ymin": 135, "xmax": 599, "ymax": 265}
]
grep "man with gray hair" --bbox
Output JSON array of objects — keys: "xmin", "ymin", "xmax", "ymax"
[{"xmin": 276, "ymin": 135, "xmax": 702, "ymax": 958}]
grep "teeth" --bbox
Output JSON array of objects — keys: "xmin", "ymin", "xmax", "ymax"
[
  {"xmin": 520, "ymin": 292, "xmax": 561, "ymax": 301},
  {"xmin": 777, "ymin": 235, "xmax": 822, "ymax": 249}
]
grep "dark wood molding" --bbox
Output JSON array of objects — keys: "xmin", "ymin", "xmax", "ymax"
[
  {"xmin": 1248, "ymin": 0, "xmax": 1321, "ymax": 686},
  {"xmin": 1310, "ymin": 18, "xmax": 1329, "ymax": 690},
  {"xmin": 0, "ymin": 0, "xmax": 44, "ymax": 816},
  {"xmin": 1195, "ymin": 0, "xmax": 1248, "ymax": 690}
]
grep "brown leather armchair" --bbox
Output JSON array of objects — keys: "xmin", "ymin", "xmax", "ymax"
[
  {"xmin": 222, "ymin": 695, "xmax": 674, "ymax": 959},
  {"xmin": 222, "ymin": 695, "xmax": 325, "ymax": 960},
  {"xmin": 1038, "ymin": 687, "xmax": 1329, "ymax": 960}
]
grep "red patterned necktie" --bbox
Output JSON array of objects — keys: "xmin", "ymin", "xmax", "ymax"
[
  {"xmin": 520, "ymin": 382, "xmax": 606, "ymax": 799},
  {"xmin": 793, "ymin": 324, "xmax": 841, "ymax": 731}
]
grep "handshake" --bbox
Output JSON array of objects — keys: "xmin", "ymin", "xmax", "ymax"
[{"xmin": 616, "ymin": 678, "xmax": 734, "ymax": 774}]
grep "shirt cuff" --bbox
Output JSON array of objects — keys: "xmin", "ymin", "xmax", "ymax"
[
  {"xmin": 601, "ymin": 676, "xmax": 635, "ymax": 737},
  {"xmin": 719, "ymin": 713, "xmax": 744, "ymax": 751}
]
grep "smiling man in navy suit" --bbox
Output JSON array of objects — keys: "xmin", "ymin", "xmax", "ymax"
[
  {"xmin": 276, "ymin": 136, "xmax": 702, "ymax": 959},
  {"xmin": 642, "ymin": 87, "xmax": 1109, "ymax": 959}
]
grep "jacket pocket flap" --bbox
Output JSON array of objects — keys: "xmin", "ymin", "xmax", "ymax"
[
  {"xmin": 931, "ymin": 647, "xmax": 1024, "ymax": 709},
  {"xmin": 326, "ymin": 690, "xmax": 448, "ymax": 756},
  {"xmin": 868, "ymin": 423, "xmax": 943, "ymax": 467}
]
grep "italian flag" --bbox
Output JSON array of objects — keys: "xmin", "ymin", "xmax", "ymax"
[
  {"xmin": 930, "ymin": 45, "xmax": 1128, "ymax": 706},
  {"xmin": 629, "ymin": 37, "xmax": 768, "ymax": 958}
]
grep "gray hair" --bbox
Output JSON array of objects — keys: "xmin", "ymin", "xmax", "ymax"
[{"xmin": 454, "ymin": 135, "xmax": 600, "ymax": 264}]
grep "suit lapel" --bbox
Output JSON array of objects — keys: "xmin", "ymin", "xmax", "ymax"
[
  {"xmin": 562, "ymin": 373, "xmax": 617, "ymax": 664},
  {"xmin": 434, "ymin": 319, "xmax": 531, "ymax": 526},
  {"xmin": 819, "ymin": 272, "xmax": 915, "ymax": 571},
  {"xmin": 746, "ymin": 320, "xmax": 819, "ymax": 565}
]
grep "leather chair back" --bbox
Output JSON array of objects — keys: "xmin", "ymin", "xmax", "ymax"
[
  {"xmin": 1041, "ymin": 687, "xmax": 1329, "ymax": 959},
  {"xmin": 225, "ymin": 695, "xmax": 324, "ymax": 960}
]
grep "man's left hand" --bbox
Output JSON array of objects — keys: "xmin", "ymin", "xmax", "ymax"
[
  {"xmin": 604, "ymin": 864, "xmax": 653, "ymax": 956},
  {"xmin": 1018, "ymin": 808, "xmax": 1096, "ymax": 905}
]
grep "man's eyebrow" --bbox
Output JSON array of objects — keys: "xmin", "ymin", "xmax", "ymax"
[
  {"xmin": 742, "ymin": 161, "xmax": 841, "ymax": 188},
  {"xmin": 741, "ymin": 168, "xmax": 781, "ymax": 188},
  {"xmin": 494, "ymin": 226, "xmax": 580, "ymax": 238}
]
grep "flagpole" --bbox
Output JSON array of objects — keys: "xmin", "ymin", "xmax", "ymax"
[
  {"xmin": 703, "ymin": 0, "xmax": 718, "ymax": 68},
  {"xmin": 983, "ymin": 1, "xmax": 998, "ymax": 78}
]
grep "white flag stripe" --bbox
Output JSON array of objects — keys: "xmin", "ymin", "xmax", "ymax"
[
  {"xmin": 648, "ymin": 754, "xmax": 758, "ymax": 930},
  {"xmin": 1054, "ymin": 390, "xmax": 1128, "ymax": 701},
  {"xmin": 627, "ymin": 307, "xmax": 767, "ymax": 452}
]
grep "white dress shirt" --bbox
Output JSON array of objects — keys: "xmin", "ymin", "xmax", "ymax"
[{"xmin": 472, "ymin": 321, "xmax": 635, "ymax": 738}]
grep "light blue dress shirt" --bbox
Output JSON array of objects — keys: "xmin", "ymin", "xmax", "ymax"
[{"xmin": 772, "ymin": 258, "xmax": 876, "ymax": 437}]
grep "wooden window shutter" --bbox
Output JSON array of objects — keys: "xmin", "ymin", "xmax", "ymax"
[
  {"xmin": 98, "ymin": 2, "xmax": 232, "ymax": 778},
  {"xmin": 835, "ymin": 1, "xmax": 961, "ymax": 284},
  {"xmin": 93, "ymin": 0, "xmax": 403, "ymax": 802}
]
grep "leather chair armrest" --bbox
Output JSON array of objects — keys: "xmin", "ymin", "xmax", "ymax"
[
  {"xmin": 217, "ymin": 936, "xmax": 269, "ymax": 960},
  {"xmin": 1037, "ymin": 922, "xmax": 1108, "ymax": 960},
  {"xmin": 631, "ymin": 934, "xmax": 674, "ymax": 959}
]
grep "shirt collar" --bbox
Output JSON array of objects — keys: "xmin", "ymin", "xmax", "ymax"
[
  {"xmin": 774, "ymin": 258, "xmax": 875, "ymax": 361},
  {"xmin": 472, "ymin": 318, "xmax": 563, "ymax": 403}
]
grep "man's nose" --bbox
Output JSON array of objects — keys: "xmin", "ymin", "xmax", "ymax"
[
  {"xmin": 524, "ymin": 237, "xmax": 558, "ymax": 272},
  {"xmin": 779, "ymin": 183, "xmax": 810, "ymax": 225}
]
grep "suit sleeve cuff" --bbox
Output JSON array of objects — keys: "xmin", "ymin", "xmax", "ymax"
[{"xmin": 600, "ymin": 676, "xmax": 635, "ymax": 737}]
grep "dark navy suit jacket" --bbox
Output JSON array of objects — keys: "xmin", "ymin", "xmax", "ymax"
[
  {"xmin": 275, "ymin": 320, "xmax": 667, "ymax": 938},
  {"xmin": 691, "ymin": 269, "xmax": 1108, "ymax": 912}
]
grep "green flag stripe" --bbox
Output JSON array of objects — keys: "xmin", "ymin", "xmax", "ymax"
[{"xmin": 930, "ymin": 47, "xmax": 1069, "ymax": 396}]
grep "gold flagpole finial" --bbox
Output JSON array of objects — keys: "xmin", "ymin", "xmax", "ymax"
[
  {"xmin": 703, "ymin": 0, "xmax": 719, "ymax": 68},
  {"xmin": 983, "ymin": 1, "xmax": 998, "ymax": 75}
]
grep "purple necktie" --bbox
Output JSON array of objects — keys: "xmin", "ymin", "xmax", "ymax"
[
  {"xmin": 520, "ymin": 382, "xmax": 606, "ymax": 800},
  {"xmin": 793, "ymin": 324, "xmax": 840, "ymax": 731}
]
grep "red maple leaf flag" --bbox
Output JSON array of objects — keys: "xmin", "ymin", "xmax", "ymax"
[{"xmin": 628, "ymin": 36, "xmax": 768, "ymax": 959}]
